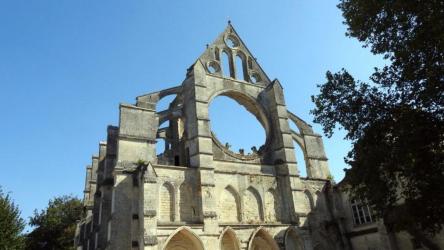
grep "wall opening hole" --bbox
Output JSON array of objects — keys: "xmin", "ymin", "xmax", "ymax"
[
  {"xmin": 250, "ymin": 73, "xmax": 260, "ymax": 84},
  {"xmin": 208, "ymin": 65, "xmax": 217, "ymax": 74},
  {"xmin": 156, "ymin": 138, "xmax": 168, "ymax": 156},
  {"xmin": 209, "ymin": 95, "xmax": 265, "ymax": 154},
  {"xmin": 222, "ymin": 51, "xmax": 231, "ymax": 77},
  {"xmin": 289, "ymin": 119, "xmax": 301, "ymax": 134},
  {"xmin": 225, "ymin": 36, "xmax": 239, "ymax": 48},
  {"xmin": 293, "ymin": 142, "xmax": 307, "ymax": 177},
  {"xmin": 235, "ymin": 55, "xmax": 245, "ymax": 81},
  {"xmin": 156, "ymin": 95, "xmax": 177, "ymax": 112},
  {"xmin": 174, "ymin": 155, "xmax": 180, "ymax": 166},
  {"xmin": 207, "ymin": 61, "xmax": 220, "ymax": 74},
  {"xmin": 156, "ymin": 120, "xmax": 170, "ymax": 156}
]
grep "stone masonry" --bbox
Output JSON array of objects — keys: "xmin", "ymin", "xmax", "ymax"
[{"xmin": 75, "ymin": 24, "xmax": 441, "ymax": 250}]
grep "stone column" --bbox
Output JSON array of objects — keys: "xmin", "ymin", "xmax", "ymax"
[
  {"xmin": 263, "ymin": 80, "xmax": 301, "ymax": 224},
  {"xmin": 184, "ymin": 61, "xmax": 219, "ymax": 233}
]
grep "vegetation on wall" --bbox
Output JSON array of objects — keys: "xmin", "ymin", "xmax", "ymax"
[{"xmin": 311, "ymin": 0, "xmax": 444, "ymax": 249}]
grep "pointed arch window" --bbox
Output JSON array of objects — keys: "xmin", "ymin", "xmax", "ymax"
[
  {"xmin": 222, "ymin": 51, "xmax": 232, "ymax": 78},
  {"xmin": 294, "ymin": 142, "xmax": 308, "ymax": 177},
  {"xmin": 235, "ymin": 54, "xmax": 246, "ymax": 81}
]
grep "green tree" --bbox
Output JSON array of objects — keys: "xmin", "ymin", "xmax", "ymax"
[
  {"xmin": 0, "ymin": 187, "xmax": 25, "ymax": 250},
  {"xmin": 311, "ymin": 0, "xmax": 444, "ymax": 249},
  {"xmin": 26, "ymin": 195, "xmax": 82, "ymax": 250}
]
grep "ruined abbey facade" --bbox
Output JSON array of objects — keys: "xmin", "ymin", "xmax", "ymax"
[{"xmin": 75, "ymin": 24, "xmax": 442, "ymax": 250}]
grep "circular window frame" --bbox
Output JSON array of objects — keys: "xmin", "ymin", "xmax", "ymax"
[
  {"xmin": 206, "ymin": 60, "xmax": 221, "ymax": 75},
  {"xmin": 249, "ymin": 72, "xmax": 262, "ymax": 84},
  {"xmin": 208, "ymin": 90, "xmax": 270, "ymax": 160},
  {"xmin": 225, "ymin": 35, "xmax": 240, "ymax": 49}
]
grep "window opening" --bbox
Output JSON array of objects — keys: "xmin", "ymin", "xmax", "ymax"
[
  {"xmin": 208, "ymin": 65, "xmax": 217, "ymax": 74},
  {"xmin": 226, "ymin": 36, "xmax": 239, "ymax": 48},
  {"xmin": 215, "ymin": 47, "xmax": 220, "ymax": 61},
  {"xmin": 174, "ymin": 155, "xmax": 180, "ymax": 166},
  {"xmin": 250, "ymin": 73, "xmax": 261, "ymax": 84},
  {"xmin": 294, "ymin": 142, "xmax": 307, "ymax": 177},
  {"xmin": 351, "ymin": 199, "xmax": 374, "ymax": 225},
  {"xmin": 222, "ymin": 51, "xmax": 231, "ymax": 77},
  {"xmin": 209, "ymin": 96, "xmax": 265, "ymax": 154},
  {"xmin": 235, "ymin": 55, "xmax": 245, "ymax": 81}
]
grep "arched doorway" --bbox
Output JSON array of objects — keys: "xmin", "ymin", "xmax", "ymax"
[
  {"xmin": 164, "ymin": 227, "xmax": 204, "ymax": 250},
  {"xmin": 248, "ymin": 227, "xmax": 279, "ymax": 250},
  {"xmin": 220, "ymin": 227, "xmax": 240, "ymax": 250}
]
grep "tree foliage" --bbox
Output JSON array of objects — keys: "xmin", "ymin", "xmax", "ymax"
[
  {"xmin": 311, "ymin": 0, "xmax": 444, "ymax": 247},
  {"xmin": 0, "ymin": 187, "xmax": 25, "ymax": 250},
  {"xmin": 26, "ymin": 195, "xmax": 83, "ymax": 250}
]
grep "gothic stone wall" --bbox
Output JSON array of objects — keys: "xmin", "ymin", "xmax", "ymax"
[{"xmin": 147, "ymin": 163, "xmax": 310, "ymax": 250}]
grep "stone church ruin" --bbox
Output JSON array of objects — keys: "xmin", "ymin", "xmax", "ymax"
[{"xmin": 76, "ymin": 24, "xmax": 426, "ymax": 250}]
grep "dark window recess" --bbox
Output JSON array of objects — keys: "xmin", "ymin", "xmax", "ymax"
[
  {"xmin": 132, "ymin": 214, "xmax": 139, "ymax": 220},
  {"xmin": 215, "ymin": 47, "xmax": 220, "ymax": 61},
  {"xmin": 132, "ymin": 241, "xmax": 139, "ymax": 247},
  {"xmin": 186, "ymin": 148, "xmax": 190, "ymax": 167},
  {"xmin": 174, "ymin": 156, "xmax": 180, "ymax": 166}
]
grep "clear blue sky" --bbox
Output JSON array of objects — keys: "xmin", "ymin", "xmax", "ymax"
[{"xmin": 0, "ymin": 0, "xmax": 385, "ymax": 229}]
